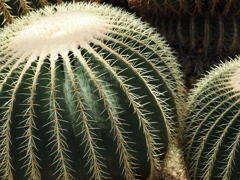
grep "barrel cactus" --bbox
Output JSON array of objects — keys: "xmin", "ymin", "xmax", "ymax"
[
  {"xmin": 184, "ymin": 58, "xmax": 240, "ymax": 180},
  {"xmin": 0, "ymin": 2, "xmax": 185, "ymax": 180}
]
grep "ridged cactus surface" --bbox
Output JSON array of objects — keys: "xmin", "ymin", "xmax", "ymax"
[
  {"xmin": 152, "ymin": 13, "xmax": 240, "ymax": 87},
  {"xmin": 0, "ymin": 2, "xmax": 185, "ymax": 180},
  {"xmin": 155, "ymin": 14, "xmax": 240, "ymax": 54},
  {"xmin": 128, "ymin": 0, "xmax": 240, "ymax": 15},
  {"xmin": 127, "ymin": 0, "xmax": 240, "ymax": 89},
  {"xmin": 184, "ymin": 58, "xmax": 240, "ymax": 180}
]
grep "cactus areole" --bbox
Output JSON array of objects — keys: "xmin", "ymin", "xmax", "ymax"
[{"xmin": 0, "ymin": 2, "xmax": 183, "ymax": 180}]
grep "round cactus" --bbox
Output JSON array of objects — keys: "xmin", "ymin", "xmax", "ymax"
[
  {"xmin": 184, "ymin": 58, "xmax": 240, "ymax": 180},
  {"xmin": 0, "ymin": 2, "xmax": 185, "ymax": 180}
]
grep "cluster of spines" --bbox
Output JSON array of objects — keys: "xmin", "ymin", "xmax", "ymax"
[{"xmin": 184, "ymin": 58, "xmax": 240, "ymax": 180}]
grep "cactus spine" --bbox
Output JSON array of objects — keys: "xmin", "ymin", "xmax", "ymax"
[
  {"xmin": 184, "ymin": 58, "xmax": 240, "ymax": 180},
  {"xmin": 0, "ymin": 2, "xmax": 185, "ymax": 179}
]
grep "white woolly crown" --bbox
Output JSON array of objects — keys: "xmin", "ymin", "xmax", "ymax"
[
  {"xmin": 1, "ymin": 2, "xmax": 118, "ymax": 60},
  {"xmin": 14, "ymin": 11, "xmax": 108, "ymax": 53}
]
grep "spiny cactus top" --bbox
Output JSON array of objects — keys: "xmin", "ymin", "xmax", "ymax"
[
  {"xmin": 184, "ymin": 58, "xmax": 240, "ymax": 180},
  {"xmin": 0, "ymin": 2, "xmax": 185, "ymax": 180},
  {"xmin": 0, "ymin": 0, "xmax": 105, "ymax": 26}
]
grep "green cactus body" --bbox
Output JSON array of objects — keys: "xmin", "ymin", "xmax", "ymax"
[
  {"xmin": 0, "ymin": 2, "xmax": 185, "ymax": 180},
  {"xmin": 184, "ymin": 59, "xmax": 240, "ymax": 180}
]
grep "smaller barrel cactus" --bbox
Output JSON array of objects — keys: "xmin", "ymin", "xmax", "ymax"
[
  {"xmin": 184, "ymin": 57, "xmax": 240, "ymax": 180},
  {"xmin": 0, "ymin": 2, "xmax": 185, "ymax": 180}
]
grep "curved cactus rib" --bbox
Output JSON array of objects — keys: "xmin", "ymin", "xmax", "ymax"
[
  {"xmin": 61, "ymin": 53, "xmax": 105, "ymax": 180},
  {"xmin": 43, "ymin": 54, "xmax": 75, "ymax": 180},
  {"xmin": 61, "ymin": 52, "xmax": 108, "ymax": 180},
  {"xmin": 16, "ymin": 57, "xmax": 45, "ymax": 180},
  {"xmin": 0, "ymin": 104, "xmax": 13, "ymax": 180},
  {"xmin": 0, "ymin": 54, "xmax": 40, "ymax": 180}
]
